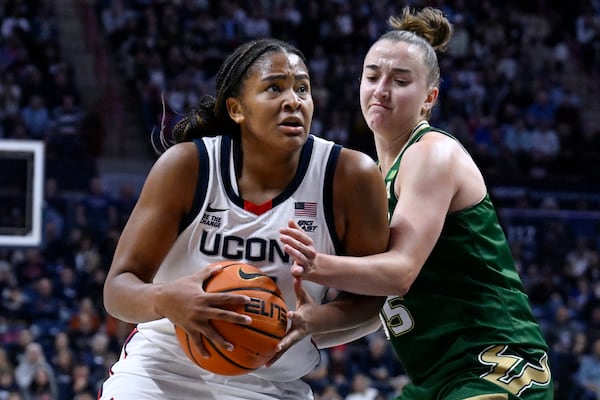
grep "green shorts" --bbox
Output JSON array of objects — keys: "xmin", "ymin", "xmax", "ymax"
[{"xmin": 397, "ymin": 345, "xmax": 553, "ymax": 400}]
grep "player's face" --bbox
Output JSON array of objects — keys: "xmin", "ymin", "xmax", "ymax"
[
  {"xmin": 229, "ymin": 51, "xmax": 313, "ymax": 153},
  {"xmin": 360, "ymin": 39, "xmax": 435, "ymax": 138}
]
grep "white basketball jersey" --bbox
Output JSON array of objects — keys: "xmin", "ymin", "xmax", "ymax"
[{"xmin": 136, "ymin": 134, "xmax": 342, "ymax": 382}]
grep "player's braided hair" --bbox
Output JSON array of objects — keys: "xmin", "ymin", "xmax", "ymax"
[{"xmin": 154, "ymin": 38, "xmax": 307, "ymax": 154}]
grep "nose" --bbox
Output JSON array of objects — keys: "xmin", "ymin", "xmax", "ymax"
[
  {"xmin": 374, "ymin": 80, "xmax": 390, "ymax": 99},
  {"xmin": 283, "ymin": 90, "xmax": 301, "ymax": 111}
]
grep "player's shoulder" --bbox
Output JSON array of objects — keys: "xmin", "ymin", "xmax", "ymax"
[
  {"xmin": 332, "ymin": 147, "xmax": 382, "ymax": 191},
  {"xmin": 146, "ymin": 141, "xmax": 201, "ymax": 185},
  {"xmin": 405, "ymin": 130, "xmax": 462, "ymax": 168},
  {"xmin": 157, "ymin": 141, "xmax": 200, "ymax": 167},
  {"xmin": 337, "ymin": 146, "xmax": 379, "ymax": 174}
]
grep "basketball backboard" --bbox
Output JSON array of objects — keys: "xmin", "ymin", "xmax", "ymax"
[{"xmin": 0, "ymin": 140, "xmax": 44, "ymax": 247}]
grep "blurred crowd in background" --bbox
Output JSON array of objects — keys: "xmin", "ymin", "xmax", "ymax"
[{"xmin": 0, "ymin": 0, "xmax": 600, "ymax": 399}]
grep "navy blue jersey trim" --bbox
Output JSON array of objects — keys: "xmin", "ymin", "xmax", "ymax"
[
  {"xmin": 220, "ymin": 135, "xmax": 245, "ymax": 208},
  {"xmin": 324, "ymin": 144, "xmax": 344, "ymax": 254},
  {"xmin": 221, "ymin": 134, "xmax": 316, "ymax": 208},
  {"xmin": 179, "ymin": 139, "xmax": 210, "ymax": 232},
  {"xmin": 272, "ymin": 134, "xmax": 314, "ymax": 206}
]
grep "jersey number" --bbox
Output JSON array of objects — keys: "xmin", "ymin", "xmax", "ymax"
[{"xmin": 380, "ymin": 296, "xmax": 414, "ymax": 337}]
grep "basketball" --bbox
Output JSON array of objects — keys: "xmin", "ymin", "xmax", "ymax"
[{"xmin": 175, "ymin": 261, "xmax": 288, "ymax": 375}]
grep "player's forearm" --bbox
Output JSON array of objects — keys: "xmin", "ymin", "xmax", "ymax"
[
  {"xmin": 309, "ymin": 251, "xmax": 414, "ymax": 296},
  {"xmin": 310, "ymin": 294, "xmax": 383, "ymax": 335},
  {"xmin": 103, "ymin": 272, "xmax": 164, "ymax": 323},
  {"xmin": 313, "ymin": 315, "xmax": 381, "ymax": 348}
]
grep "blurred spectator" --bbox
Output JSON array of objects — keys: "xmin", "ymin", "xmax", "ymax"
[
  {"xmin": 328, "ymin": 345, "xmax": 355, "ymax": 396},
  {"xmin": 575, "ymin": 6, "xmax": 600, "ymax": 76},
  {"xmin": 53, "ymin": 267, "xmax": 80, "ymax": 319},
  {"xmin": 344, "ymin": 373, "xmax": 379, "ymax": 400},
  {"xmin": 81, "ymin": 331, "xmax": 114, "ymax": 386},
  {"xmin": 7, "ymin": 391, "xmax": 23, "ymax": 400},
  {"xmin": 0, "ymin": 348, "xmax": 13, "ymax": 375},
  {"xmin": 24, "ymin": 277, "xmax": 62, "ymax": 351},
  {"xmin": 324, "ymin": 110, "xmax": 350, "ymax": 145},
  {"xmin": 47, "ymin": 94, "xmax": 84, "ymax": 158},
  {"xmin": 587, "ymin": 301, "xmax": 600, "ymax": 344},
  {"xmin": 19, "ymin": 66, "xmax": 46, "ymax": 108},
  {"xmin": 0, "ymin": 348, "xmax": 16, "ymax": 399},
  {"xmin": 100, "ymin": 0, "xmax": 134, "ymax": 48},
  {"xmin": 550, "ymin": 330, "xmax": 587, "ymax": 399},
  {"xmin": 564, "ymin": 237, "xmax": 600, "ymax": 281},
  {"xmin": 319, "ymin": 384, "xmax": 344, "ymax": 400},
  {"xmin": 3, "ymin": 327, "xmax": 32, "ymax": 368},
  {"xmin": 20, "ymin": 94, "xmax": 50, "ymax": 140},
  {"xmin": 0, "ymin": 72, "xmax": 23, "ymax": 133},
  {"xmin": 303, "ymin": 349, "xmax": 331, "ymax": 395},
  {"xmin": 23, "ymin": 364, "xmax": 57, "ymax": 400},
  {"xmin": 545, "ymin": 304, "xmax": 586, "ymax": 354},
  {"xmin": 568, "ymin": 276, "xmax": 596, "ymax": 319},
  {"xmin": 243, "ymin": 6, "xmax": 271, "ymax": 39},
  {"xmin": 13, "ymin": 342, "xmax": 53, "ymax": 394},
  {"xmin": 573, "ymin": 338, "xmax": 600, "ymax": 399},
  {"xmin": 68, "ymin": 298, "xmax": 101, "ymax": 360},
  {"xmin": 70, "ymin": 363, "xmax": 96, "ymax": 399},
  {"xmin": 25, "ymin": 277, "xmax": 59, "ymax": 321},
  {"xmin": 43, "ymin": 178, "xmax": 69, "ymax": 229},
  {"xmin": 1, "ymin": 5, "xmax": 30, "ymax": 39},
  {"xmin": 0, "ymin": 368, "xmax": 19, "ymax": 400},
  {"xmin": 41, "ymin": 219, "xmax": 67, "ymax": 267},
  {"xmin": 356, "ymin": 333, "xmax": 401, "ymax": 396},
  {"xmin": 45, "ymin": 67, "xmax": 79, "ymax": 110},
  {"xmin": 0, "ymin": 260, "xmax": 17, "ymax": 296},
  {"xmin": 75, "ymin": 176, "xmax": 118, "ymax": 242},
  {"xmin": 13, "ymin": 250, "xmax": 45, "ymax": 287},
  {"xmin": 528, "ymin": 121, "xmax": 561, "ymax": 177},
  {"xmin": 51, "ymin": 348, "xmax": 75, "ymax": 400}
]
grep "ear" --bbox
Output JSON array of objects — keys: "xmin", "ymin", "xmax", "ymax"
[
  {"xmin": 423, "ymin": 87, "xmax": 439, "ymax": 112},
  {"xmin": 226, "ymin": 97, "xmax": 244, "ymax": 125}
]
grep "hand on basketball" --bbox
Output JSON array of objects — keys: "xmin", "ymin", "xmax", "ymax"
[
  {"xmin": 266, "ymin": 277, "xmax": 316, "ymax": 367},
  {"xmin": 280, "ymin": 220, "xmax": 318, "ymax": 278},
  {"xmin": 162, "ymin": 265, "xmax": 252, "ymax": 357}
]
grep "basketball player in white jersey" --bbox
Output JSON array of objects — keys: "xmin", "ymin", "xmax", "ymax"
[{"xmin": 99, "ymin": 38, "xmax": 389, "ymax": 399}]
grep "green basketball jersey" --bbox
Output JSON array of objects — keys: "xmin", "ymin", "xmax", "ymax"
[{"xmin": 381, "ymin": 121, "xmax": 552, "ymax": 399}]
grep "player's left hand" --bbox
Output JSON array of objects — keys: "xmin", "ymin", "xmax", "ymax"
[{"xmin": 265, "ymin": 277, "xmax": 316, "ymax": 366}]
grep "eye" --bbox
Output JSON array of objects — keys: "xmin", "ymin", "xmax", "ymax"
[
  {"xmin": 267, "ymin": 84, "xmax": 281, "ymax": 93},
  {"xmin": 296, "ymin": 84, "xmax": 310, "ymax": 95}
]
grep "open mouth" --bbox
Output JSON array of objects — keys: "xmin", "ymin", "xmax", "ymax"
[{"xmin": 280, "ymin": 121, "xmax": 302, "ymax": 127}]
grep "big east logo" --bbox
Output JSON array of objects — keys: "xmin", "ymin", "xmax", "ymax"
[{"xmin": 297, "ymin": 220, "xmax": 317, "ymax": 232}]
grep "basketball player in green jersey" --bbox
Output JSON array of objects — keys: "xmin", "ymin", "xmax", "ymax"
[{"xmin": 279, "ymin": 6, "xmax": 553, "ymax": 399}]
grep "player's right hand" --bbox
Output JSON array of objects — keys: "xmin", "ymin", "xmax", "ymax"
[{"xmin": 158, "ymin": 265, "xmax": 252, "ymax": 357}]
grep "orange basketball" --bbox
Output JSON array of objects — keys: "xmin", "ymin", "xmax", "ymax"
[{"xmin": 175, "ymin": 261, "xmax": 288, "ymax": 375}]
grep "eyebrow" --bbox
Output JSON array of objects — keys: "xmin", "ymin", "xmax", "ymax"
[
  {"xmin": 262, "ymin": 73, "xmax": 310, "ymax": 82},
  {"xmin": 364, "ymin": 64, "xmax": 412, "ymax": 74}
]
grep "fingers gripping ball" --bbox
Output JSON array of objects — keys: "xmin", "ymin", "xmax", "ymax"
[{"xmin": 175, "ymin": 261, "xmax": 288, "ymax": 375}]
